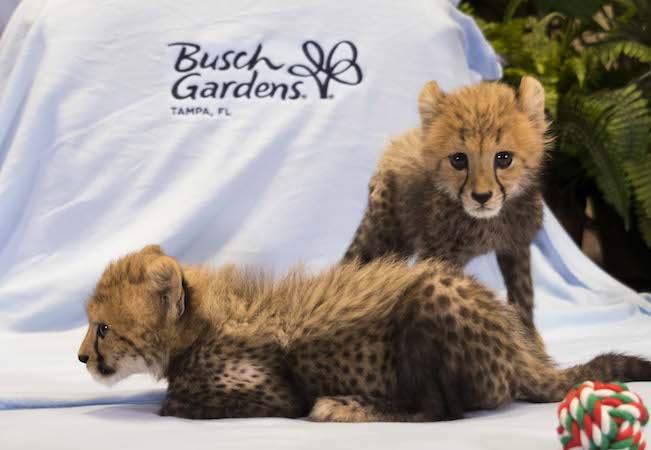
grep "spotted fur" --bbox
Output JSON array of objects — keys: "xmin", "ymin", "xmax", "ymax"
[
  {"xmin": 344, "ymin": 77, "xmax": 551, "ymax": 326},
  {"xmin": 78, "ymin": 245, "xmax": 651, "ymax": 421}
]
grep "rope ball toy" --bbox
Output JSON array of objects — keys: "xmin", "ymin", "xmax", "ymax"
[{"xmin": 557, "ymin": 381, "xmax": 648, "ymax": 450}]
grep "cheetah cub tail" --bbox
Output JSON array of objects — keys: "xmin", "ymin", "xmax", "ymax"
[
  {"xmin": 519, "ymin": 353, "xmax": 651, "ymax": 403},
  {"xmin": 560, "ymin": 353, "xmax": 651, "ymax": 387}
]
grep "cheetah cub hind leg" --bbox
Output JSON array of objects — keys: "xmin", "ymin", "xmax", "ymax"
[{"xmin": 308, "ymin": 396, "xmax": 429, "ymax": 423}]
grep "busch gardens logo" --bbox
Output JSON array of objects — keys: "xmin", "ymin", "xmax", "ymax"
[{"xmin": 168, "ymin": 40, "xmax": 363, "ymax": 103}]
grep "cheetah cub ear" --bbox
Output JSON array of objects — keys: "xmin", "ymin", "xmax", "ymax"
[
  {"xmin": 146, "ymin": 254, "xmax": 185, "ymax": 320},
  {"xmin": 140, "ymin": 244, "xmax": 165, "ymax": 257},
  {"xmin": 518, "ymin": 76, "xmax": 547, "ymax": 133},
  {"xmin": 418, "ymin": 80, "xmax": 445, "ymax": 130}
]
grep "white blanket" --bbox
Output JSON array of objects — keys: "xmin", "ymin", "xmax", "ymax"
[{"xmin": 0, "ymin": 0, "xmax": 649, "ymax": 448}]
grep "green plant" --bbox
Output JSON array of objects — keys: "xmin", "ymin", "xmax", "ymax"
[{"xmin": 462, "ymin": 0, "xmax": 651, "ymax": 248}]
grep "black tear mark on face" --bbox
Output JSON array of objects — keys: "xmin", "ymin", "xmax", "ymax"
[
  {"xmin": 458, "ymin": 169, "xmax": 469, "ymax": 198},
  {"xmin": 94, "ymin": 324, "xmax": 116, "ymax": 375},
  {"xmin": 493, "ymin": 166, "xmax": 506, "ymax": 200}
]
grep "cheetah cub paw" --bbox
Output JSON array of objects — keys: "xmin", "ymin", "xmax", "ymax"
[{"xmin": 308, "ymin": 396, "xmax": 386, "ymax": 423}]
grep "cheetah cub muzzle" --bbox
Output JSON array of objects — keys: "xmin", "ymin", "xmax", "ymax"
[
  {"xmin": 345, "ymin": 77, "xmax": 552, "ymax": 328},
  {"xmin": 78, "ymin": 245, "xmax": 651, "ymax": 421}
]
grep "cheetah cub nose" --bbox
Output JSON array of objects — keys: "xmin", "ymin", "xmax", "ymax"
[
  {"xmin": 78, "ymin": 354, "xmax": 89, "ymax": 364},
  {"xmin": 471, "ymin": 191, "xmax": 492, "ymax": 205}
]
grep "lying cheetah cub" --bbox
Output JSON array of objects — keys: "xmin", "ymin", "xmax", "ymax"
[
  {"xmin": 78, "ymin": 245, "xmax": 651, "ymax": 421},
  {"xmin": 345, "ymin": 77, "xmax": 550, "ymax": 326}
]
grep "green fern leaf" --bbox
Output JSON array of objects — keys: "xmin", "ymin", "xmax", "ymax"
[
  {"xmin": 627, "ymin": 156, "xmax": 651, "ymax": 219},
  {"xmin": 635, "ymin": 200, "xmax": 651, "ymax": 248},
  {"xmin": 595, "ymin": 41, "xmax": 651, "ymax": 66},
  {"xmin": 557, "ymin": 86, "xmax": 651, "ymax": 227},
  {"xmin": 564, "ymin": 56, "xmax": 588, "ymax": 87}
]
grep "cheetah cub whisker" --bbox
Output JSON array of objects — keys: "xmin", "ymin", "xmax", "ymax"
[{"xmin": 78, "ymin": 245, "xmax": 651, "ymax": 421}]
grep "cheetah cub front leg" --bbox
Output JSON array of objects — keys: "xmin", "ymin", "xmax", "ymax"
[
  {"xmin": 161, "ymin": 349, "xmax": 307, "ymax": 420},
  {"xmin": 496, "ymin": 245, "xmax": 534, "ymax": 325}
]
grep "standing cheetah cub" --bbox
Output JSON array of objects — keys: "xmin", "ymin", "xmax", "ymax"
[
  {"xmin": 345, "ymin": 77, "xmax": 550, "ymax": 326},
  {"xmin": 78, "ymin": 245, "xmax": 651, "ymax": 421}
]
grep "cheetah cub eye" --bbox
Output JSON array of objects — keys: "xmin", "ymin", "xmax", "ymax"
[
  {"xmin": 98, "ymin": 323, "xmax": 109, "ymax": 337},
  {"xmin": 494, "ymin": 151, "xmax": 513, "ymax": 169},
  {"xmin": 449, "ymin": 153, "xmax": 468, "ymax": 170}
]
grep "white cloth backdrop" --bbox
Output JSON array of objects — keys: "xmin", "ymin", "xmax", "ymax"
[
  {"xmin": 0, "ymin": 1, "xmax": 649, "ymax": 449},
  {"xmin": 0, "ymin": 0, "xmax": 21, "ymax": 37}
]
